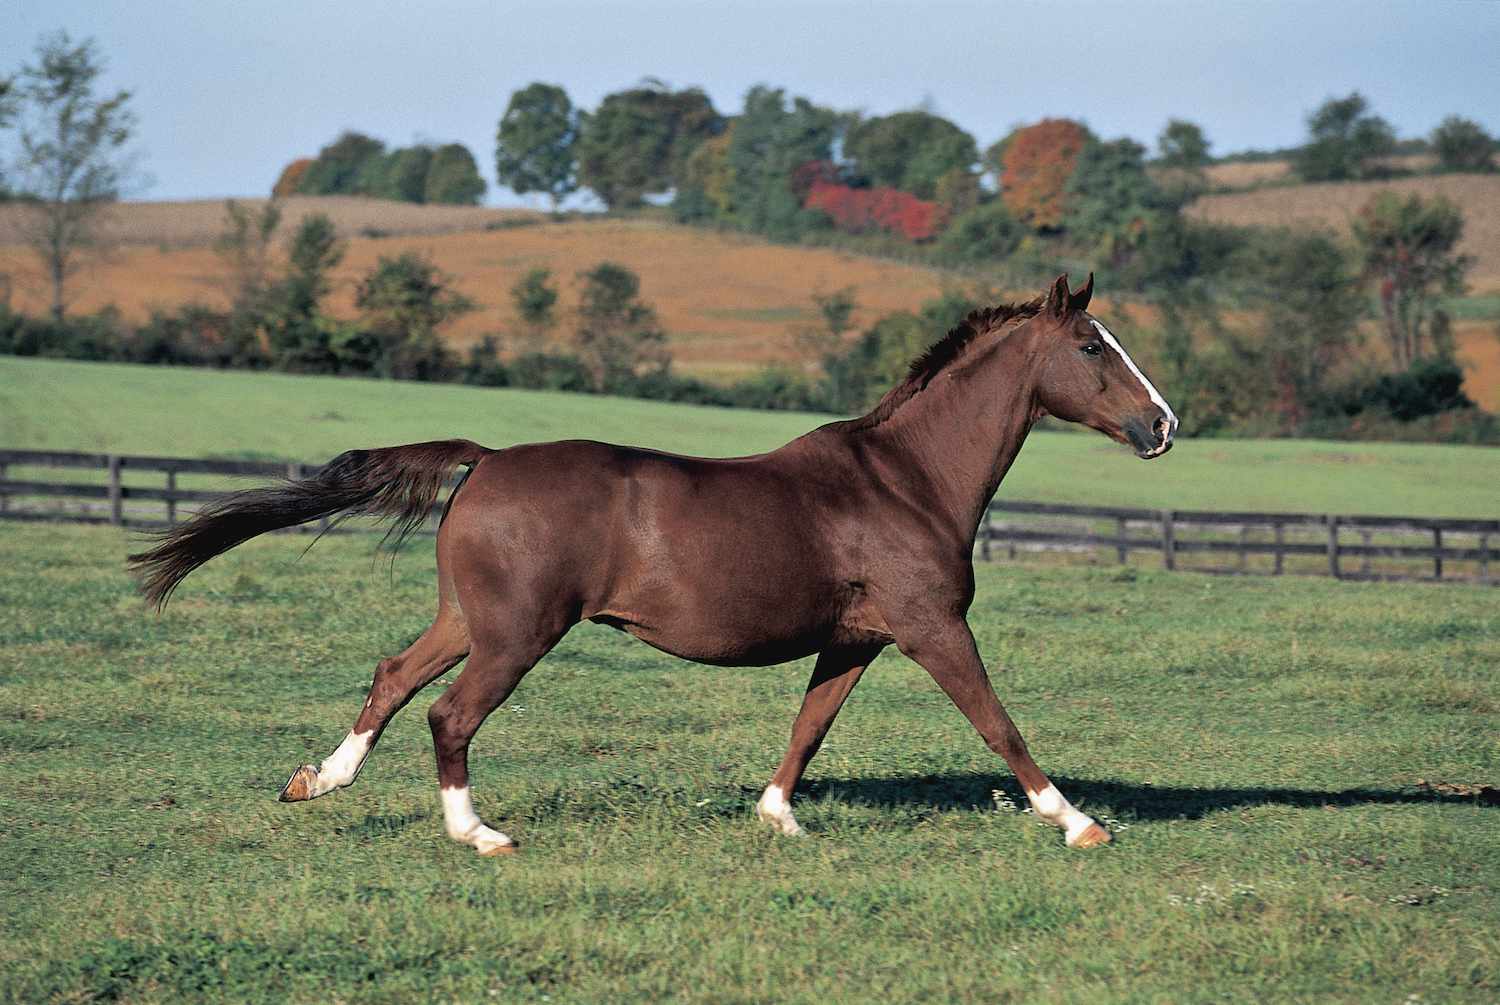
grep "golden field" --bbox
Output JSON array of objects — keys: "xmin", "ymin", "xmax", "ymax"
[
  {"xmin": 0, "ymin": 194, "xmax": 1495, "ymax": 406},
  {"xmin": 1187, "ymin": 172, "xmax": 1500, "ymax": 291}
]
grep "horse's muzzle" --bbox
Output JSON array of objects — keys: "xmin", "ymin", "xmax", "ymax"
[{"xmin": 1125, "ymin": 412, "xmax": 1175, "ymax": 459}]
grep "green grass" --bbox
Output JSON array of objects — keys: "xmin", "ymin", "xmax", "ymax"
[
  {"xmin": 1, "ymin": 522, "xmax": 1496, "ymax": 1003},
  {"xmin": 4, "ymin": 356, "xmax": 1499, "ymax": 517}
]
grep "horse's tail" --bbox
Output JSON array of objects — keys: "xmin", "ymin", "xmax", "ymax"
[{"xmin": 129, "ymin": 439, "xmax": 490, "ymax": 610}]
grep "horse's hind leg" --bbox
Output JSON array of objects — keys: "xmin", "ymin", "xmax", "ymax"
[
  {"xmin": 279, "ymin": 607, "xmax": 470, "ymax": 802},
  {"xmin": 425, "ymin": 617, "xmax": 572, "ymax": 856}
]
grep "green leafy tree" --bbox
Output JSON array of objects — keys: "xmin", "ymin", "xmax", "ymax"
[
  {"xmin": 352, "ymin": 252, "xmax": 474, "ymax": 379},
  {"xmin": 726, "ymin": 86, "xmax": 838, "ymax": 239},
  {"xmin": 298, "ymin": 131, "xmax": 385, "ymax": 195},
  {"xmin": 380, "ymin": 146, "xmax": 435, "ymax": 202},
  {"xmin": 794, "ymin": 287, "xmax": 858, "ymax": 397},
  {"xmin": 510, "ymin": 266, "xmax": 558, "ymax": 350},
  {"xmin": 214, "ymin": 199, "xmax": 281, "ymax": 311},
  {"xmin": 1156, "ymin": 119, "xmax": 1210, "ymax": 169},
  {"xmin": 843, "ymin": 110, "xmax": 978, "ymax": 199},
  {"xmin": 1236, "ymin": 230, "xmax": 1368, "ymax": 424},
  {"xmin": 673, "ymin": 128, "xmax": 734, "ymax": 222},
  {"xmin": 1430, "ymin": 116, "xmax": 1495, "ymax": 173},
  {"xmin": 1352, "ymin": 191, "xmax": 1471, "ymax": 369},
  {"xmin": 1293, "ymin": 93, "xmax": 1396, "ymax": 182},
  {"xmin": 496, "ymin": 83, "xmax": 579, "ymax": 211},
  {"xmin": 10, "ymin": 31, "xmax": 138, "ymax": 320},
  {"xmin": 933, "ymin": 200, "xmax": 1022, "ymax": 265},
  {"xmin": 1065, "ymin": 137, "xmax": 1170, "ymax": 265},
  {"xmin": 573, "ymin": 262, "xmax": 669, "ymax": 390},
  {"xmin": 575, "ymin": 81, "xmax": 721, "ymax": 208},
  {"xmin": 423, "ymin": 143, "xmax": 486, "ymax": 205},
  {"xmin": 262, "ymin": 212, "xmax": 344, "ymax": 371}
]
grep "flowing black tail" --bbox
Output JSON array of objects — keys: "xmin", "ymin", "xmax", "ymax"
[{"xmin": 128, "ymin": 439, "xmax": 489, "ymax": 610}]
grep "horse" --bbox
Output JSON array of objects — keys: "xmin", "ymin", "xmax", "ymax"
[{"xmin": 130, "ymin": 273, "xmax": 1177, "ymax": 856}]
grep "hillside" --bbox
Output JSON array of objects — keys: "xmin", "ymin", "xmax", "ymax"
[
  {"xmin": 3, "ymin": 356, "xmax": 1497, "ymax": 517},
  {"xmin": 1, "ymin": 194, "xmax": 1496, "ymax": 406}
]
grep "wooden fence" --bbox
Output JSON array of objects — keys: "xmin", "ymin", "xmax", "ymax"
[{"xmin": 3, "ymin": 448, "xmax": 1496, "ymax": 585}]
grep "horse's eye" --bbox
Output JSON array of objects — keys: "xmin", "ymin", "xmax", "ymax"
[{"xmin": 1081, "ymin": 342, "xmax": 1102, "ymax": 357}]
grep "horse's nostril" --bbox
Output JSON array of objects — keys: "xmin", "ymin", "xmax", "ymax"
[{"xmin": 1152, "ymin": 416, "xmax": 1168, "ymax": 441}]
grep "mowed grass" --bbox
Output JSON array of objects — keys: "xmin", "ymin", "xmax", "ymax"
[
  {"xmin": 1, "ymin": 521, "xmax": 1496, "ymax": 1003},
  {"xmin": 4, "ymin": 356, "xmax": 1500, "ymax": 517}
]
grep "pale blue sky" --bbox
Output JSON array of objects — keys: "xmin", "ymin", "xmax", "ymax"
[{"xmin": 6, "ymin": 0, "xmax": 1498, "ymax": 206}]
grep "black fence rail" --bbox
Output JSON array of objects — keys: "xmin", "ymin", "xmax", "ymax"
[{"xmin": 3, "ymin": 448, "xmax": 1496, "ymax": 585}]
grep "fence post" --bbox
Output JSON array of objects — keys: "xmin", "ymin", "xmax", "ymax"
[
  {"xmin": 1359, "ymin": 529, "xmax": 1372, "ymax": 575},
  {"xmin": 1160, "ymin": 509, "xmax": 1176, "ymax": 571},
  {"xmin": 1326, "ymin": 516, "xmax": 1341, "ymax": 580},
  {"xmin": 1432, "ymin": 526, "xmax": 1443, "ymax": 581},
  {"xmin": 107, "ymin": 454, "xmax": 123, "ymax": 526},
  {"xmin": 980, "ymin": 505, "xmax": 993, "ymax": 561},
  {"xmin": 0, "ymin": 462, "xmax": 7, "ymax": 515},
  {"xmin": 1480, "ymin": 533, "xmax": 1490, "ymax": 584},
  {"xmin": 1273, "ymin": 521, "xmax": 1284, "ymax": 576},
  {"xmin": 165, "ymin": 470, "xmax": 177, "ymax": 525},
  {"xmin": 1238, "ymin": 525, "xmax": 1249, "ymax": 572},
  {"xmin": 1116, "ymin": 516, "xmax": 1128, "ymax": 564}
]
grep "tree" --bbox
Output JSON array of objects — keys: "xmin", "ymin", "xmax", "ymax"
[
  {"xmin": 423, "ymin": 143, "xmax": 486, "ymax": 205},
  {"xmin": 1237, "ymin": 230, "xmax": 1368, "ymax": 424},
  {"xmin": 214, "ymin": 199, "xmax": 281, "ymax": 311},
  {"xmin": 1156, "ymin": 119, "xmax": 1210, "ymax": 169},
  {"xmin": 496, "ymin": 83, "xmax": 578, "ymax": 211},
  {"xmin": 573, "ymin": 262, "xmax": 669, "ymax": 390},
  {"xmin": 298, "ymin": 131, "xmax": 385, "ymax": 195},
  {"xmin": 9, "ymin": 31, "xmax": 137, "ymax": 320},
  {"xmin": 1065, "ymin": 137, "xmax": 1170, "ymax": 265},
  {"xmin": 380, "ymin": 145, "xmax": 435, "ymax": 203},
  {"xmin": 842, "ymin": 110, "xmax": 977, "ymax": 199},
  {"xmin": 726, "ymin": 86, "xmax": 839, "ymax": 239},
  {"xmin": 1430, "ymin": 116, "xmax": 1495, "ymax": 173},
  {"xmin": 262, "ymin": 212, "xmax": 344, "ymax": 370},
  {"xmin": 510, "ymin": 266, "xmax": 558, "ymax": 350},
  {"xmin": 1352, "ymin": 191, "xmax": 1471, "ymax": 369},
  {"xmin": 271, "ymin": 158, "xmax": 312, "ymax": 198},
  {"xmin": 575, "ymin": 81, "xmax": 722, "ymax": 208},
  {"xmin": 673, "ymin": 128, "xmax": 734, "ymax": 221},
  {"xmin": 999, "ymin": 119, "xmax": 1091, "ymax": 231},
  {"xmin": 352, "ymin": 252, "xmax": 474, "ymax": 379},
  {"xmin": 1293, "ymin": 93, "xmax": 1395, "ymax": 182}
]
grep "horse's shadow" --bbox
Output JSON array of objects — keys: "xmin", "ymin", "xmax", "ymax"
[{"xmin": 802, "ymin": 772, "xmax": 1497, "ymax": 822}]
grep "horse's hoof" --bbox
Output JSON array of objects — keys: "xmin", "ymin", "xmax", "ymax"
[
  {"xmin": 278, "ymin": 765, "xmax": 318, "ymax": 803},
  {"xmin": 476, "ymin": 840, "xmax": 518, "ymax": 857},
  {"xmin": 1067, "ymin": 822, "xmax": 1113, "ymax": 849}
]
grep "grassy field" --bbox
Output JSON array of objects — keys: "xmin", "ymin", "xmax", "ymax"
[
  {"xmin": 1, "ymin": 520, "xmax": 1496, "ymax": 1003},
  {"xmin": 4, "ymin": 357, "xmax": 1499, "ymax": 517}
]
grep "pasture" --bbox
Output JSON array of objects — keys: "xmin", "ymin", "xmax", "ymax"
[
  {"xmin": 5, "ymin": 357, "xmax": 1500, "ymax": 517},
  {"xmin": 1, "ymin": 520, "xmax": 1496, "ymax": 1003}
]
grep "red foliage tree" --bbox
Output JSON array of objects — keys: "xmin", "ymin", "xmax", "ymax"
[
  {"xmin": 799, "ymin": 161, "xmax": 947, "ymax": 242},
  {"xmin": 999, "ymin": 119, "xmax": 1090, "ymax": 231},
  {"xmin": 271, "ymin": 158, "xmax": 312, "ymax": 198}
]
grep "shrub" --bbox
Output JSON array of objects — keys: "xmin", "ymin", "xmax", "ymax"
[
  {"xmin": 1430, "ymin": 116, "xmax": 1495, "ymax": 173},
  {"xmin": 934, "ymin": 200, "xmax": 1023, "ymax": 265}
]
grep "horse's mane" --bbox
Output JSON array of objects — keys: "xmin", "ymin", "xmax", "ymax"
[{"xmin": 849, "ymin": 296, "xmax": 1044, "ymax": 429}]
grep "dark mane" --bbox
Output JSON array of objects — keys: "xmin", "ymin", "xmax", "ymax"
[{"xmin": 850, "ymin": 296, "xmax": 1044, "ymax": 428}]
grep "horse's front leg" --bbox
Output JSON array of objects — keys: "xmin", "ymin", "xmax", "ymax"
[
  {"xmin": 895, "ymin": 619, "xmax": 1110, "ymax": 849},
  {"xmin": 757, "ymin": 643, "xmax": 885, "ymax": 835}
]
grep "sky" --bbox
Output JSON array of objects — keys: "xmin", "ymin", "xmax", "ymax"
[{"xmin": 6, "ymin": 0, "xmax": 1499, "ymax": 207}]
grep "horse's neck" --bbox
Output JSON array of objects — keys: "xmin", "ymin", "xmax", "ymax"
[{"xmin": 861, "ymin": 331, "xmax": 1040, "ymax": 539}]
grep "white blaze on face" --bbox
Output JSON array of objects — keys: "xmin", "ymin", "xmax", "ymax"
[
  {"xmin": 441, "ymin": 785, "xmax": 515, "ymax": 854},
  {"xmin": 1090, "ymin": 319, "xmax": 1178, "ymax": 437}
]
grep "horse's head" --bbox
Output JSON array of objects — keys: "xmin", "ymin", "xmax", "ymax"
[{"xmin": 1027, "ymin": 274, "xmax": 1178, "ymax": 459}]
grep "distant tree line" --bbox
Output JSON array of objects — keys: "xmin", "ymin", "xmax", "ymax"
[{"xmin": 272, "ymin": 133, "xmax": 486, "ymax": 205}]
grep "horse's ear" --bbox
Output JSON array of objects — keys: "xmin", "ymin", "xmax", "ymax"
[
  {"xmin": 1044, "ymin": 274, "xmax": 1071, "ymax": 317},
  {"xmin": 1070, "ymin": 272, "xmax": 1094, "ymax": 312}
]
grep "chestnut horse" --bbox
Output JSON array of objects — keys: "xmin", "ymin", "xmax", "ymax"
[{"xmin": 131, "ymin": 274, "xmax": 1177, "ymax": 855}]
